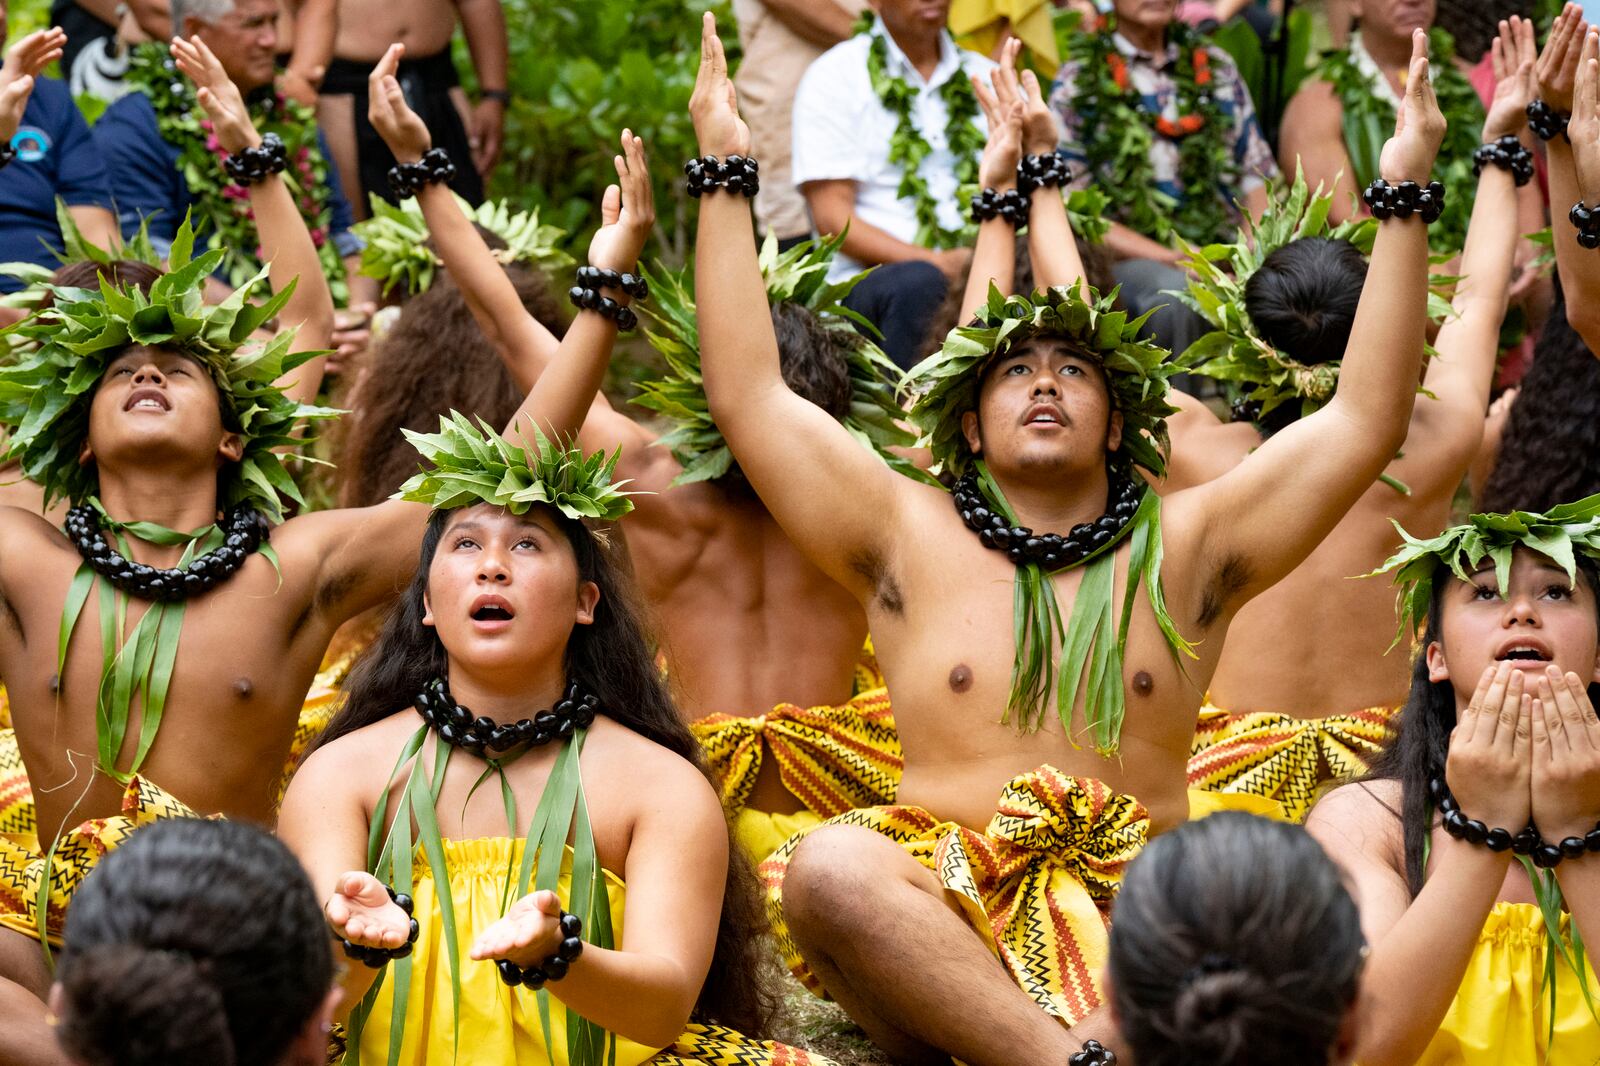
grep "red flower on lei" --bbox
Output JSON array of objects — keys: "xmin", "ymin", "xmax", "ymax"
[{"xmin": 1107, "ymin": 46, "xmax": 1209, "ymax": 140}]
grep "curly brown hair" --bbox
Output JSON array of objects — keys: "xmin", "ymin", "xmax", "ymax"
[{"xmin": 334, "ymin": 265, "xmax": 568, "ymax": 508}]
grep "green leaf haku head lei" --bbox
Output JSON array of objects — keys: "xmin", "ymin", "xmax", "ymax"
[
  {"xmin": 345, "ymin": 415, "xmax": 635, "ymax": 1065},
  {"xmin": 634, "ymin": 232, "xmax": 935, "ymax": 486},
  {"xmin": 354, "ymin": 193, "xmax": 575, "ymax": 297},
  {"xmin": 1318, "ymin": 27, "xmax": 1484, "ymax": 255},
  {"xmin": 1173, "ymin": 170, "xmax": 1456, "ymax": 424},
  {"xmin": 903, "ymin": 285, "xmax": 1196, "ymax": 752},
  {"xmin": 0, "ymin": 215, "xmax": 337, "ymax": 522},
  {"xmin": 1370, "ymin": 495, "xmax": 1600, "ymax": 1027}
]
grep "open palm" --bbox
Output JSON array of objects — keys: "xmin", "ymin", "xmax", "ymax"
[{"xmin": 325, "ymin": 872, "xmax": 414, "ymax": 951}]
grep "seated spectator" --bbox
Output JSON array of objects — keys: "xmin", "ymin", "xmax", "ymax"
[
  {"xmin": 1107, "ymin": 812, "xmax": 1365, "ymax": 1065},
  {"xmin": 792, "ymin": 0, "xmax": 995, "ymax": 368},
  {"xmin": 93, "ymin": 0, "xmax": 370, "ymax": 301},
  {"xmin": 1050, "ymin": 0, "xmax": 1278, "ymax": 353},
  {"xmin": 730, "ymin": 0, "xmax": 864, "ymax": 247},
  {"xmin": 51, "ymin": 819, "xmax": 338, "ymax": 1066},
  {"xmin": 0, "ymin": 21, "xmax": 118, "ymax": 299}
]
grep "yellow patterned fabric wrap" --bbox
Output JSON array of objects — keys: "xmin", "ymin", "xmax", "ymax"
[
  {"xmin": 1186, "ymin": 699, "xmax": 1399, "ymax": 822},
  {"xmin": 0, "ymin": 776, "xmax": 201, "ymax": 946},
  {"xmin": 853, "ymin": 638, "xmax": 884, "ymax": 695},
  {"xmin": 1419, "ymin": 902, "xmax": 1599, "ymax": 1065},
  {"xmin": 692, "ymin": 689, "xmax": 901, "ymax": 821},
  {"xmin": 0, "ymin": 729, "xmax": 33, "ymax": 840},
  {"xmin": 0, "ymin": 685, "xmax": 10, "ymax": 729},
  {"xmin": 761, "ymin": 768, "xmax": 1148, "ymax": 1026},
  {"xmin": 949, "ymin": 0, "xmax": 1058, "ymax": 66},
  {"xmin": 1185, "ymin": 788, "xmax": 1289, "ymax": 823}
]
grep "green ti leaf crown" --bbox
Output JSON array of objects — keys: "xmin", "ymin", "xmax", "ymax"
[
  {"xmin": 0, "ymin": 200, "xmax": 165, "ymax": 315},
  {"xmin": 1174, "ymin": 170, "xmax": 1454, "ymax": 422},
  {"xmin": 1370, "ymin": 494, "xmax": 1600, "ymax": 650},
  {"xmin": 633, "ymin": 232, "xmax": 932, "ymax": 485},
  {"xmin": 903, "ymin": 282, "xmax": 1183, "ymax": 478},
  {"xmin": 396, "ymin": 411, "xmax": 637, "ymax": 523},
  {"xmin": 354, "ymin": 193, "xmax": 574, "ymax": 297},
  {"xmin": 0, "ymin": 216, "xmax": 338, "ymax": 522}
]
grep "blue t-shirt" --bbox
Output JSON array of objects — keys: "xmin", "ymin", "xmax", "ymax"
[
  {"xmin": 0, "ymin": 77, "xmax": 112, "ymax": 293},
  {"xmin": 92, "ymin": 90, "xmax": 360, "ymax": 264}
]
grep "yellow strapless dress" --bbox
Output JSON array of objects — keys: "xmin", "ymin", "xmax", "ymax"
[{"xmin": 1413, "ymin": 902, "xmax": 1600, "ymax": 1065}]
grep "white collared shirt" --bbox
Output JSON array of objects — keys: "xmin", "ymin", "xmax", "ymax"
[{"xmin": 791, "ymin": 22, "xmax": 995, "ymax": 279}]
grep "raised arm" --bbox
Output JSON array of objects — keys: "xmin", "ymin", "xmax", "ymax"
[
  {"xmin": 366, "ymin": 44, "xmax": 652, "ymax": 447},
  {"xmin": 1018, "ymin": 67, "xmax": 1087, "ymax": 291},
  {"xmin": 172, "ymin": 35, "xmax": 335, "ymax": 402},
  {"xmin": 281, "ymin": 0, "xmax": 336, "ymax": 106},
  {"xmin": 961, "ymin": 40, "xmax": 1023, "ymax": 319},
  {"xmin": 1402, "ymin": 17, "xmax": 1534, "ymax": 486},
  {"xmin": 1538, "ymin": 7, "xmax": 1600, "ymax": 352},
  {"xmin": 691, "ymin": 13, "xmax": 913, "ymax": 596},
  {"xmin": 1168, "ymin": 29, "xmax": 1442, "ymax": 611}
]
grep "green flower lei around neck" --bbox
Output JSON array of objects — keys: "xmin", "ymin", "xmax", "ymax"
[
  {"xmin": 903, "ymin": 285, "xmax": 1196, "ymax": 751},
  {"xmin": 1318, "ymin": 28, "xmax": 1484, "ymax": 255},
  {"xmin": 122, "ymin": 43, "xmax": 348, "ymax": 302},
  {"xmin": 1369, "ymin": 496, "xmax": 1600, "ymax": 1028},
  {"xmin": 1065, "ymin": 16, "xmax": 1240, "ymax": 249},
  {"xmin": 634, "ymin": 232, "xmax": 932, "ymax": 487},
  {"xmin": 860, "ymin": 12, "xmax": 986, "ymax": 250},
  {"xmin": 354, "ymin": 193, "xmax": 574, "ymax": 297},
  {"xmin": 345, "ymin": 416, "xmax": 636, "ymax": 1064},
  {"xmin": 1173, "ymin": 170, "xmax": 1456, "ymax": 424}
]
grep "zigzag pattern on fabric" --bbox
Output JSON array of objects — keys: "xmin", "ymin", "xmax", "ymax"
[
  {"xmin": 1186, "ymin": 702, "xmax": 1399, "ymax": 822},
  {"xmin": 646, "ymin": 1023, "xmax": 836, "ymax": 1065},
  {"xmin": 0, "ymin": 728, "xmax": 32, "ymax": 839},
  {"xmin": 760, "ymin": 767, "xmax": 1149, "ymax": 1027},
  {"xmin": 0, "ymin": 775, "xmax": 203, "ymax": 946},
  {"xmin": 692, "ymin": 688, "xmax": 901, "ymax": 819}
]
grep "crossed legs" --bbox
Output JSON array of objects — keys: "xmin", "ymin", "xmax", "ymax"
[{"xmin": 780, "ymin": 825, "xmax": 1119, "ymax": 1066}]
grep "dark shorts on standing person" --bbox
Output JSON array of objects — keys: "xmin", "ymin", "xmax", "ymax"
[{"xmin": 320, "ymin": 49, "xmax": 484, "ymax": 207}]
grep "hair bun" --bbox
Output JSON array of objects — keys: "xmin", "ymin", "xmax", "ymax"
[
  {"xmin": 1170, "ymin": 967, "xmax": 1262, "ymax": 1057},
  {"xmin": 58, "ymin": 945, "xmax": 236, "ymax": 1066}
]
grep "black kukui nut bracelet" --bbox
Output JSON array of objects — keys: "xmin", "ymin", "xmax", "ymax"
[
  {"xmin": 496, "ymin": 910, "xmax": 585, "ymax": 987},
  {"xmin": 575, "ymin": 265, "xmax": 649, "ymax": 301},
  {"xmin": 1017, "ymin": 149, "xmax": 1072, "ymax": 194},
  {"xmin": 683, "ymin": 154, "xmax": 761, "ymax": 198},
  {"xmin": 222, "ymin": 132, "xmax": 289, "ymax": 185},
  {"xmin": 970, "ymin": 187, "xmax": 1030, "ymax": 227},
  {"xmin": 1068, "ymin": 1039, "xmax": 1116, "ymax": 1065},
  {"xmin": 340, "ymin": 885, "xmax": 420, "ymax": 968},
  {"xmin": 1570, "ymin": 200, "xmax": 1600, "ymax": 249},
  {"xmin": 387, "ymin": 147, "xmax": 458, "ymax": 200},
  {"xmin": 1430, "ymin": 776, "xmax": 1600, "ymax": 866},
  {"xmin": 1362, "ymin": 179, "xmax": 1446, "ymax": 223},
  {"xmin": 1527, "ymin": 99, "xmax": 1570, "ymax": 142},
  {"xmin": 1472, "ymin": 135, "xmax": 1536, "ymax": 187},
  {"xmin": 567, "ymin": 283, "xmax": 639, "ymax": 331}
]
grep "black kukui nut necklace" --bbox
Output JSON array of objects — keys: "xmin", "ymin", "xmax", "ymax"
[
  {"xmin": 65, "ymin": 504, "xmax": 268, "ymax": 602},
  {"xmin": 414, "ymin": 677, "xmax": 599, "ymax": 757},
  {"xmin": 953, "ymin": 468, "xmax": 1143, "ymax": 570}
]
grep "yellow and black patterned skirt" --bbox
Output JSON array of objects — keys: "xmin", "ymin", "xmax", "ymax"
[{"xmin": 761, "ymin": 768, "xmax": 1148, "ymax": 1028}]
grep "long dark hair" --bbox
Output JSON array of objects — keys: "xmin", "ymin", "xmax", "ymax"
[
  {"xmin": 334, "ymin": 262, "xmax": 567, "ymax": 508},
  {"xmin": 1479, "ymin": 295, "xmax": 1600, "ymax": 515},
  {"xmin": 1107, "ymin": 812, "xmax": 1364, "ymax": 1066},
  {"xmin": 54, "ymin": 819, "xmax": 332, "ymax": 1066},
  {"xmin": 314, "ymin": 506, "xmax": 781, "ymax": 1035},
  {"xmin": 1363, "ymin": 564, "xmax": 1600, "ymax": 895},
  {"xmin": 1113, "ymin": 809, "xmax": 1363, "ymax": 1056}
]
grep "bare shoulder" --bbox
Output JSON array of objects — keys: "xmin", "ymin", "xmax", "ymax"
[
  {"xmin": 284, "ymin": 709, "xmax": 419, "ymax": 801},
  {"xmin": 1305, "ymin": 778, "xmax": 1405, "ymax": 863},
  {"xmin": 1285, "ymin": 75, "xmax": 1341, "ymax": 118},
  {"xmin": 0, "ymin": 503, "xmax": 71, "ymax": 581},
  {"xmin": 582, "ymin": 717, "xmax": 721, "ymax": 824}
]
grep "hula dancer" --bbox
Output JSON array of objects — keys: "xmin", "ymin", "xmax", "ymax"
[
  {"xmin": 0, "ymin": 35, "xmax": 650, "ymax": 1065},
  {"xmin": 1169, "ymin": 18, "xmax": 1536, "ymax": 821},
  {"xmin": 1307, "ymin": 499, "xmax": 1600, "ymax": 1064},
  {"xmin": 280, "ymin": 418, "xmax": 835, "ymax": 1066},
  {"xmin": 692, "ymin": 18, "xmax": 1441, "ymax": 1060},
  {"xmin": 353, "ymin": 56, "xmax": 905, "ymax": 861}
]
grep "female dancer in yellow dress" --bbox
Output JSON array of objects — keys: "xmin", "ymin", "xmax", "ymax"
[
  {"xmin": 1306, "ymin": 500, "xmax": 1600, "ymax": 1065},
  {"xmin": 277, "ymin": 415, "xmax": 830, "ymax": 1066}
]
